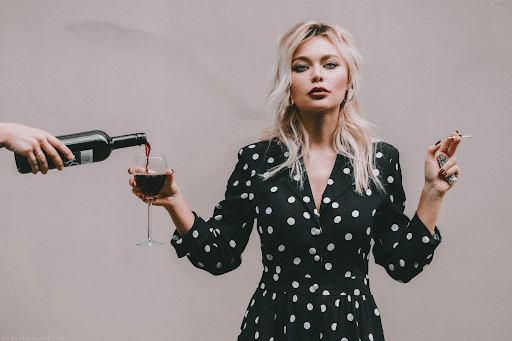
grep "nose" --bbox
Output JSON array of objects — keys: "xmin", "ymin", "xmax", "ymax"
[{"xmin": 311, "ymin": 65, "xmax": 324, "ymax": 83}]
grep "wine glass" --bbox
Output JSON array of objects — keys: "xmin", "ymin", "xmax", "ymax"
[{"xmin": 132, "ymin": 155, "xmax": 167, "ymax": 246}]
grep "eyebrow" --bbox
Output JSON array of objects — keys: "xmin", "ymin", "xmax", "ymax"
[{"xmin": 292, "ymin": 54, "xmax": 341, "ymax": 63}]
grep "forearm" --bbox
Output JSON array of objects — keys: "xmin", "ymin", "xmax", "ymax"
[
  {"xmin": 162, "ymin": 190, "xmax": 195, "ymax": 236},
  {"xmin": 416, "ymin": 184, "xmax": 445, "ymax": 235}
]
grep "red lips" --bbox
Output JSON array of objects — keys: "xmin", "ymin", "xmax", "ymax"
[{"xmin": 308, "ymin": 87, "xmax": 329, "ymax": 99}]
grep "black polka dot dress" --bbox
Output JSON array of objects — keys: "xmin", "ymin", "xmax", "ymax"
[{"xmin": 171, "ymin": 141, "xmax": 441, "ymax": 341}]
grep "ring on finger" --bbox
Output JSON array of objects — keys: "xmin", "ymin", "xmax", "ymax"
[{"xmin": 36, "ymin": 152, "xmax": 45, "ymax": 157}]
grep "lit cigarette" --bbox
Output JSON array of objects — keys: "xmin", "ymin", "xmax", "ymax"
[{"xmin": 448, "ymin": 135, "xmax": 471, "ymax": 139}]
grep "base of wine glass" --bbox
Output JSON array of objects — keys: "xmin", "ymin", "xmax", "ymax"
[{"xmin": 136, "ymin": 238, "xmax": 164, "ymax": 247}]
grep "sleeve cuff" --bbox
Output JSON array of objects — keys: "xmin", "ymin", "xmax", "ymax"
[
  {"xmin": 170, "ymin": 212, "xmax": 211, "ymax": 258},
  {"xmin": 402, "ymin": 212, "xmax": 442, "ymax": 256}
]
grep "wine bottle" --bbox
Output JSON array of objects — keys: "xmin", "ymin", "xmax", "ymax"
[{"xmin": 15, "ymin": 130, "xmax": 147, "ymax": 174}]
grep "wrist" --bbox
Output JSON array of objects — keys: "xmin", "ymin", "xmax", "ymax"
[{"xmin": 422, "ymin": 183, "xmax": 445, "ymax": 201}]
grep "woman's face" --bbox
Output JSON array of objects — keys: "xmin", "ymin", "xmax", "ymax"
[{"xmin": 290, "ymin": 36, "xmax": 349, "ymax": 115}]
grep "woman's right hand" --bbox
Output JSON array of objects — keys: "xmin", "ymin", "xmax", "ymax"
[{"xmin": 128, "ymin": 167, "xmax": 180, "ymax": 207}]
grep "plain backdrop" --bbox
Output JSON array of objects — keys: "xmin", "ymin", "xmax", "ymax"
[{"xmin": 1, "ymin": 0, "xmax": 511, "ymax": 340}]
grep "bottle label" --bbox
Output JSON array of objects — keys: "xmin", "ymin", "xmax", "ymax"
[{"xmin": 81, "ymin": 150, "xmax": 93, "ymax": 164}]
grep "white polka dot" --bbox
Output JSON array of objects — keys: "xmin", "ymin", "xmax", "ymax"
[
  {"xmin": 248, "ymin": 144, "xmax": 255, "ymax": 149},
  {"xmin": 387, "ymin": 176, "xmax": 394, "ymax": 183},
  {"xmin": 335, "ymin": 299, "xmax": 340, "ymax": 307},
  {"xmin": 314, "ymin": 208, "xmax": 319, "ymax": 216},
  {"xmin": 245, "ymin": 180, "xmax": 251, "ymax": 187},
  {"xmin": 243, "ymin": 164, "xmax": 248, "ymax": 170},
  {"xmin": 345, "ymin": 271, "xmax": 351, "ymax": 277},
  {"xmin": 422, "ymin": 236, "xmax": 430, "ymax": 243},
  {"xmin": 354, "ymin": 289, "xmax": 360, "ymax": 295},
  {"xmin": 327, "ymin": 243, "xmax": 335, "ymax": 251},
  {"xmin": 323, "ymin": 197, "xmax": 331, "ymax": 204},
  {"xmin": 343, "ymin": 167, "xmax": 350, "ymax": 174},
  {"xmin": 267, "ymin": 157, "xmax": 274, "ymax": 164},
  {"xmin": 233, "ymin": 180, "xmax": 239, "ymax": 187},
  {"xmin": 390, "ymin": 194, "xmax": 394, "ymax": 202},
  {"xmin": 290, "ymin": 315, "xmax": 296, "ymax": 322},
  {"xmin": 275, "ymin": 266, "xmax": 281, "ymax": 274},
  {"xmin": 366, "ymin": 227, "xmax": 371, "ymax": 235},
  {"xmin": 292, "ymin": 281, "xmax": 299, "ymax": 288},
  {"xmin": 229, "ymin": 240, "xmax": 236, "ymax": 248},
  {"xmin": 327, "ymin": 179, "xmax": 334, "ymax": 185},
  {"xmin": 251, "ymin": 170, "xmax": 256, "ymax": 177},
  {"xmin": 309, "ymin": 248, "xmax": 316, "ymax": 255},
  {"xmin": 288, "ymin": 196, "xmax": 296, "ymax": 203},
  {"xmin": 293, "ymin": 174, "xmax": 300, "ymax": 181},
  {"xmin": 284, "ymin": 151, "xmax": 290, "ymax": 157},
  {"xmin": 267, "ymin": 226, "xmax": 273, "ymax": 234},
  {"xmin": 325, "ymin": 263, "xmax": 332, "ymax": 270},
  {"xmin": 252, "ymin": 153, "xmax": 259, "ymax": 160},
  {"xmin": 197, "ymin": 262, "xmax": 204, "ymax": 267},
  {"xmin": 347, "ymin": 313, "xmax": 354, "ymax": 321},
  {"xmin": 293, "ymin": 295, "xmax": 298, "ymax": 302},
  {"xmin": 216, "ymin": 262, "xmax": 222, "ymax": 268},
  {"xmin": 334, "ymin": 216, "xmax": 342, "ymax": 224},
  {"xmin": 332, "ymin": 202, "xmax": 339, "ymax": 209},
  {"xmin": 304, "ymin": 322, "xmax": 310, "ymax": 330},
  {"xmin": 376, "ymin": 152, "xmax": 383, "ymax": 158},
  {"xmin": 192, "ymin": 230, "xmax": 199, "ymax": 238},
  {"xmin": 254, "ymin": 331, "xmax": 259, "ymax": 339},
  {"xmin": 204, "ymin": 245, "xmax": 211, "ymax": 252},
  {"xmin": 307, "ymin": 303, "xmax": 313, "ymax": 311},
  {"xmin": 342, "ymin": 338, "xmax": 348, "ymax": 341},
  {"xmin": 266, "ymin": 207, "xmax": 272, "ymax": 214},
  {"xmin": 255, "ymin": 206, "xmax": 260, "ymax": 214},
  {"xmin": 241, "ymin": 193, "xmax": 248, "ymax": 199},
  {"xmin": 352, "ymin": 210, "xmax": 359, "ymax": 218},
  {"xmin": 293, "ymin": 257, "xmax": 301, "ymax": 265},
  {"xmin": 372, "ymin": 209, "xmax": 376, "ymax": 216},
  {"xmin": 278, "ymin": 245, "xmax": 285, "ymax": 252},
  {"xmin": 345, "ymin": 233, "xmax": 353, "ymax": 241},
  {"xmin": 270, "ymin": 186, "xmax": 278, "ymax": 192},
  {"xmin": 303, "ymin": 212, "xmax": 311, "ymax": 219},
  {"xmin": 366, "ymin": 189, "xmax": 372, "ymax": 196},
  {"xmin": 249, "ymin": 193, "xmax": 254, "ymax": 200},
  {"xmin": 406, "ymin": 232, "xmax": 413, "ymax": 240},
  {"xmin": 369, "ymin": 333, "xmax": 374, "ymax": 341},
  {"xmin": 215, "ymin": 215, "xmax": 222, "ymax": 221},
  {"xmin": 391, "ymin": 224, "xmax": 399, "ymax": 232},
  {"xmin": 303, "ymin": 196, "xmax": 311, "ymax": 203},
  {"xmin": 331, "ymin": 323, "xmax": 337, "ymax": 331},
  {"xmin": 399, "ymin": 259, "xmax": 405, "ymax": 267},
  {"xmin": 287, "ymin": 217, "xmax": 295, "ymax": 225},
  {"xmin": 374, "ymin": 308, "xmax": 380, "ymax": 316},
  {"xmin": 321, "ymin": 304, "xmax": 326, "ymax": 312},
  {"xmin": 389, "ymin": 264, "xmax": 395, "ymax": 271},
  {"xmin": 273, "ymin": 274, "xmax": 279, "ymax": 281}
]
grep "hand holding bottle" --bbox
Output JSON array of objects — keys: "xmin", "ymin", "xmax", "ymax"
[{"xmin": 0, "ymin": 123, "xmax": 74, "ymax": 174}]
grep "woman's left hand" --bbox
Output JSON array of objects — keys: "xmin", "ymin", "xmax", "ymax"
[{"xmin": 424, "ymin": 131, "xmax": 462, "ymax": 196}]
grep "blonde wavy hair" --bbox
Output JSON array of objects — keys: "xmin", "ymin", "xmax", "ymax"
[{"xmin": 261, "ymin": 21, "xmax": 384, "ymax": 195}]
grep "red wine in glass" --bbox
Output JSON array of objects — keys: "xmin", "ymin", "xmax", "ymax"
[{"xmin": 132, "ymin": 152, "xmax": 167, "ymax": 247}]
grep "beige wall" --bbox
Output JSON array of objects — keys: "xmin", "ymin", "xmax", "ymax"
[{"xmin": 1, "ymin": 0, "xmax": 511, "ymax": 340}]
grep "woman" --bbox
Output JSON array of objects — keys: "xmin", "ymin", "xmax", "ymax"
[{"xmin": 129, "ymin": 22, "xmax": 461, "ymax": 341}]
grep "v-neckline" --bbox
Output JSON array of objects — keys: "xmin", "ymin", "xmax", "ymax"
[{"xmin": 303, "ymin": 153, "xmax": 340, "ymax": 213}]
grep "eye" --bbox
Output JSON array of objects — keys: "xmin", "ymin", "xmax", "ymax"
[
  {"xmin": 292, "ymin": 64, "xmax": 308, "ymax": 73},
  {"xmin": 324, "ymin": 62, "xmax": 338, "ymax": 69}
]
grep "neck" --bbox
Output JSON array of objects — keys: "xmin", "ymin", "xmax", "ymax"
[{"xmin": 299, "ymin": 108, "xmax": 340, "ymax": 150}]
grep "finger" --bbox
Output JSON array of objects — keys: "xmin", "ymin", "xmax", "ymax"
[
  {"xmin": 41, "ymin": 140, "xmax": 65, "ymax": 170},
  {"xmin": 132, "ymin": 187, "xmax": 143, "ymax": 198},
  {"xmin": 446, "ymin": 134, "xmax": 462, "ymax": 157},
  {"xmin": 443, "ymin": 165, "xmax": 460, "ymax": 179},
  {"xmin": 47, "ymin": 135, "xmax": 74, "ymax": 161},
  {"xmin": 427, "ymin": 141, "xmax": 442, "ymax": 157},
  {"xmin": 34, "ymin": 148, "xmax": 49, "ymax": 174},
  {"xmin": 128, "ymin": 165, "xmax": 146, "ymax": 174},
  {"xmin": 26, "ymin": 151, "xmax": 40, "ymax": 174},
  {"xmin": 128, "ymin": 177, "xmax": 137, "ymax": 188},
  {"xmin": 438, "ymin": 156, "xmax": 457, "ymax": 178}
]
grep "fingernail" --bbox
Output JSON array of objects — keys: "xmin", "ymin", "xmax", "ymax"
[
  {"xmin": 132, "ymin": 182, "xmax": 136, "ymax": 188},
  {"xmin": 438, "ymin": 169, "xmax": 445, "ymax": 177},
  {"xmin": 128, "ymin": 168, "xmax": 131, "ymax": 173},
  {"xmin": 138, "ymin": 194, "xmax": 144, "ymax": 199},
  {"xmin": 456, "ymin": 131, "xmax": 459, "ymax": 134},
  {"xmin": 435, "ymin": 140, "xmax": 441, "ymax": 146}
]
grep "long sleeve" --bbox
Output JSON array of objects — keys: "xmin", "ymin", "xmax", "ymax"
[
  {"xmin": 170, "ymin": 147, "xmax": 257, "ymax": 275},
  {"xmin": 372, "ymin": 144, "xmax": 442, "ymax": 283}
]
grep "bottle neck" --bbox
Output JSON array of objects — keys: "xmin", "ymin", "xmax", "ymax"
[{"xmin": 111, "ymin": 133, "xmax": 147, "ymax": 149}]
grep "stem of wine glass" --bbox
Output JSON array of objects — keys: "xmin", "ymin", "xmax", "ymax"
[{"xmin": 147, "ymin": 198, "xmax": 153, "ymax": 241}]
